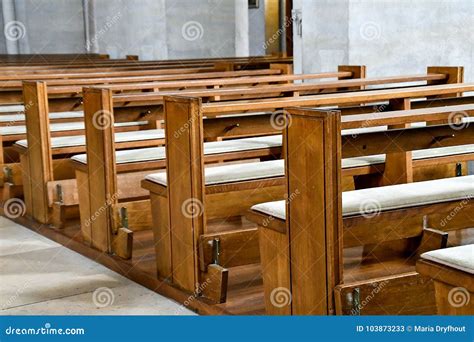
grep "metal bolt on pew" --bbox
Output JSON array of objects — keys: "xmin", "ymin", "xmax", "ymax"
[
  {"xmin": 456, "ymin": 163, "xmax": 463, "ymax": 177},
  {"xmin": 3, "ymin": 166, "xmax": 13, "ymax": 184},
  {"xmin": 211, "ymin": 238, "xmax": 221, "ymax": 265},
  {"xmin": 223, "ymin": 123, "xmax": 240, "ymax": 133},
  {"xmin": 431, "ymin": 133, "xmax": 455, "ymax": 144},
  {"xmin": 55, "ymin": 184, "xmax": 63, "ymax": 204},
  {"xmin": 120, "ymin": 207, "xmax": 129, "ymax": 230},
  {"xmin": 346, "ymin": 288, "xmax": 361, "ymax": 315}
]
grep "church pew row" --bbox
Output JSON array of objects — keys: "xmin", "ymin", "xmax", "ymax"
[
  {"xmin": 0, "ymin": 65, "xmax": 295, "ymax": 105},
  {"xmin": 0, "ymin": 55, "xmax": 291, "ymax": 71},
  {"xmin": 141, "ymin": 99, "xmax": 473, "ymax": 304},
  {"xmin": 246, "ymin": 107, "xmax": 473, "ymax": 315},
  {"xmin": 54, "ymin": 69, "xmax": 464, "ymax": 239},
  {"xmin": 416, "ymin": 244, "xmax": 473, "ymax": 315},
  {"xmin": 71, "ymin": 82, "xmax": 473, "ymax": 300},
  {"xmin": 8, "ymin": 65, "xmax": 362, "ymax": 221},
  {"xmin": 0, "ymin": 54, "xmax": 291, "ymax": 71},
  {"xmin": 0, "ymin": 63, "xmax": 296, "ymax": 184},
  {"xmin": 0, "ymin": 56, "xmax": 292, "ymax": 84}
]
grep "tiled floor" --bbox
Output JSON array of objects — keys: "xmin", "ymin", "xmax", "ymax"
[{"xmin": 0, "ymin": 217, "xmax": 195, "ymax": 315}]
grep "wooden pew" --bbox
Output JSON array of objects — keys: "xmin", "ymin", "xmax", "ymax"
[
  {"xmin": 65, "ymin": 68, "xmax": 461, "ymax": 247},
  {"xmin": 416, "ymin": 244, "xmax": 473, "ymax": 315},
  {"xmin": 247, "ymin": 107, "xmax": 473, "ymax": 315},
  {"xmin": 146, "ymin": 97, "xmax": 473, "ymax": 303},
  {"xmin": 0, "ymin": 64, "xmax": 294, "ymax": 187},
  {"xmin": 9, "ymin": 66, "xmax": 355, "ymax": 222},
  {"xmin": 68, "ymin": 80, "xmax": 467, "ymax": 296},
  {"xmin": 0, "ymin": 66, "xmax": 293, "ymax": 105}
]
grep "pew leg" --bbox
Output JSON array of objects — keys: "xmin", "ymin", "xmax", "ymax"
[
  {"xmin": 20, "ymin": 154, "xmax": 34, "ymax": 219},
  {"xmin": 433, "ymin": 281, "xmax": 474, "ymax": 315},
  {"xmin": 2, "ymin": 183, "xmax": 23, "ymax": 202},
  {"xmin": 76, "ymin": 170, "xmax": 92, "ymax": 245},
  {"xmin": 259, "ymin": 226, "xmax": 291, "ymax": 315},
  {"xmin": 50, "ymin": 203, "xmax": 80, "ymax": 229},
  {"xmin": 200, "ymin": 264, "xmax": 229, "ymax": 303},
  {"xmin": 112, "ymin": 227, "xmax": 133, "ymax": 259},
  {"xmin": 150, "ymin": 194, "xmax": 172, "ymax": 281}
]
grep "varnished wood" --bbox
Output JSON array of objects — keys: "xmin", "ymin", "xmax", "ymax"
[
  {"xmin": 164, "ymin": 96, "xmax": 205, "ymax": 294},
  {"xmin": 22, "ymin": 81, "xmax": 53, "ymax": 223}
]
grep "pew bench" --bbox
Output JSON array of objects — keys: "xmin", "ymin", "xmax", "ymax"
[
  {"xmin": 11, "ymin": 128, "xmax": 166, "ymax": 222},
  {"xmin": 243, "ymin": 106, "xmax": 473, "ymax": 315},
  {"xmin": 124, "ymin": 85, "xmax": 474, "ymax": 303},
  {"xmin": 17, "ymin": 67, "xmax": 463, "ymax": 226},
  {"xmin": 141, "ymin": 143, "xmax": 473, "ymax": 302},
  {"xmin": 69, "ymin": 135, "xmax": 283, "ymax": 258},
  {"xmin": 249, "ymin": 175, "xmax": 474, "ymax": 315},
  {"xmin": 14, "ymin": 65, "xmax": 363, "ymax": 224},
  {"xmin": 0, "ymin": 120, "xmax": 152, "ymax": 192},
  {"xmin": 416, "ymin": 244, "xmax": 473, "ymax": 315}
]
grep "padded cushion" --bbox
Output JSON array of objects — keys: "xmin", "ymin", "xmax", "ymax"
[
  {"xmin": 144, "ymin": 144, "xmax": 474, "ymax": 186},
  {"xmin": 421, "ymin": 244, "xmax": 474, "ymax": 274},
  {"xmin": 72, "ymin": 135, "xmax": 282, "ymax": 165},
  {"xmin": 6, "ymin": 120, "xmax": 147, "ymax": 137},
  {"xmin": 146, "ymin": 159, "xmax": 284, "ymax": 186},
  {"xmin": 0, "ymin": 105, "xmax": 25, "ymax": 113},
  {"xmin": 0, "ymin": 111, "xmax": 84, "ymax": 123},
  {"xmin": 251, "ymin": 175, "xmax": 474, "ymax": 219},
  {"xmin": 16, "ymin": 127, "xmax": 163, "ymax": 148},
  {"xmin": 342, "ymin": 144, "xmax": 474, "ymax": 168},
  {"xmin": 0, "ymin": 111, "xmax": 162, "ymax": 124}
]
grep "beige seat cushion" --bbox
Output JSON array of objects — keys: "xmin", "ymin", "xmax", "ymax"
[
  {"xmin": 15, "ymin": 124, "xmax": 158, "ymax": 148},
  {"xmin": 72, "ymin": 135, "xmax": 282, "ymax": 165},
  {"xmin": 251, "ymin": 175, "xmax": 474, "ymax": 220},
  {"xmin": 421, "ymin": 244, "xmax": 474, "ymax": 274},
  {"xmin": 146, "ymin": 159, "xmax": 284, "ymax": 186},
  {"xmin": 145, "ymin": 144, "xmax": 474, "ymax": 186},
  {"xmin": 0, "ymin": 111, "xmax": 85, "ymax": 123},
  {"xmin": 0, "ymin": 105, "xmax": 25, "ymax": 113}
]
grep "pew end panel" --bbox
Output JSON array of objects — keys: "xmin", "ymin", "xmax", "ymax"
[
  {"xmin": 163, "ymin": 96, "xmax": 206, "ymax": 295},
  {"xmin": 416, "ymin": 245, "xmax": 474, "ymax": 315}
]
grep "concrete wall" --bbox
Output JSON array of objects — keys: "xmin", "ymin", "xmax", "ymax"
[
  {"xmin": 249, "ymin": 0, "xmax": 266, "ymax": 56},
  {"xmin": 0, "ymin": 0, "xmax": 255, "ymax": 59},
  {"xmin": 297, "ymin": 0, "xmax": 474, "ymax": 81}
]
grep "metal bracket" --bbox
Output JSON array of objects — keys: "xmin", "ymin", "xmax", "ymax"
[
  {"xmin": 119, "ymin": 207, "xmax": 129, "ymax": 229},
  {"xmin": 423, "ymin": 215, "xmax": 429, "ymax": 229},
  {"xmin": 56, "ymin": 184, "xmax": 63, "ymax": 204},
  {"xmin": 456, "ymin": 163, "xmax": 463, "ymax": 177},
  {"xmin": 211, "ymin": 238, "xmax": 221, "ymax": 265},
  {"xmin": 431, "ymin": 134, "xmax": 455, "ymax": 145},
  {"xmin": 3, "ymin": 166, "xmax": 12, "ymax": 183},
  {"xmin": 223, "ymin": 123, "xmax": 240, "ymax": 133},
  {"xmin": 347, "ymin": 287, "xmax": 361, "ymax": 315}
]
